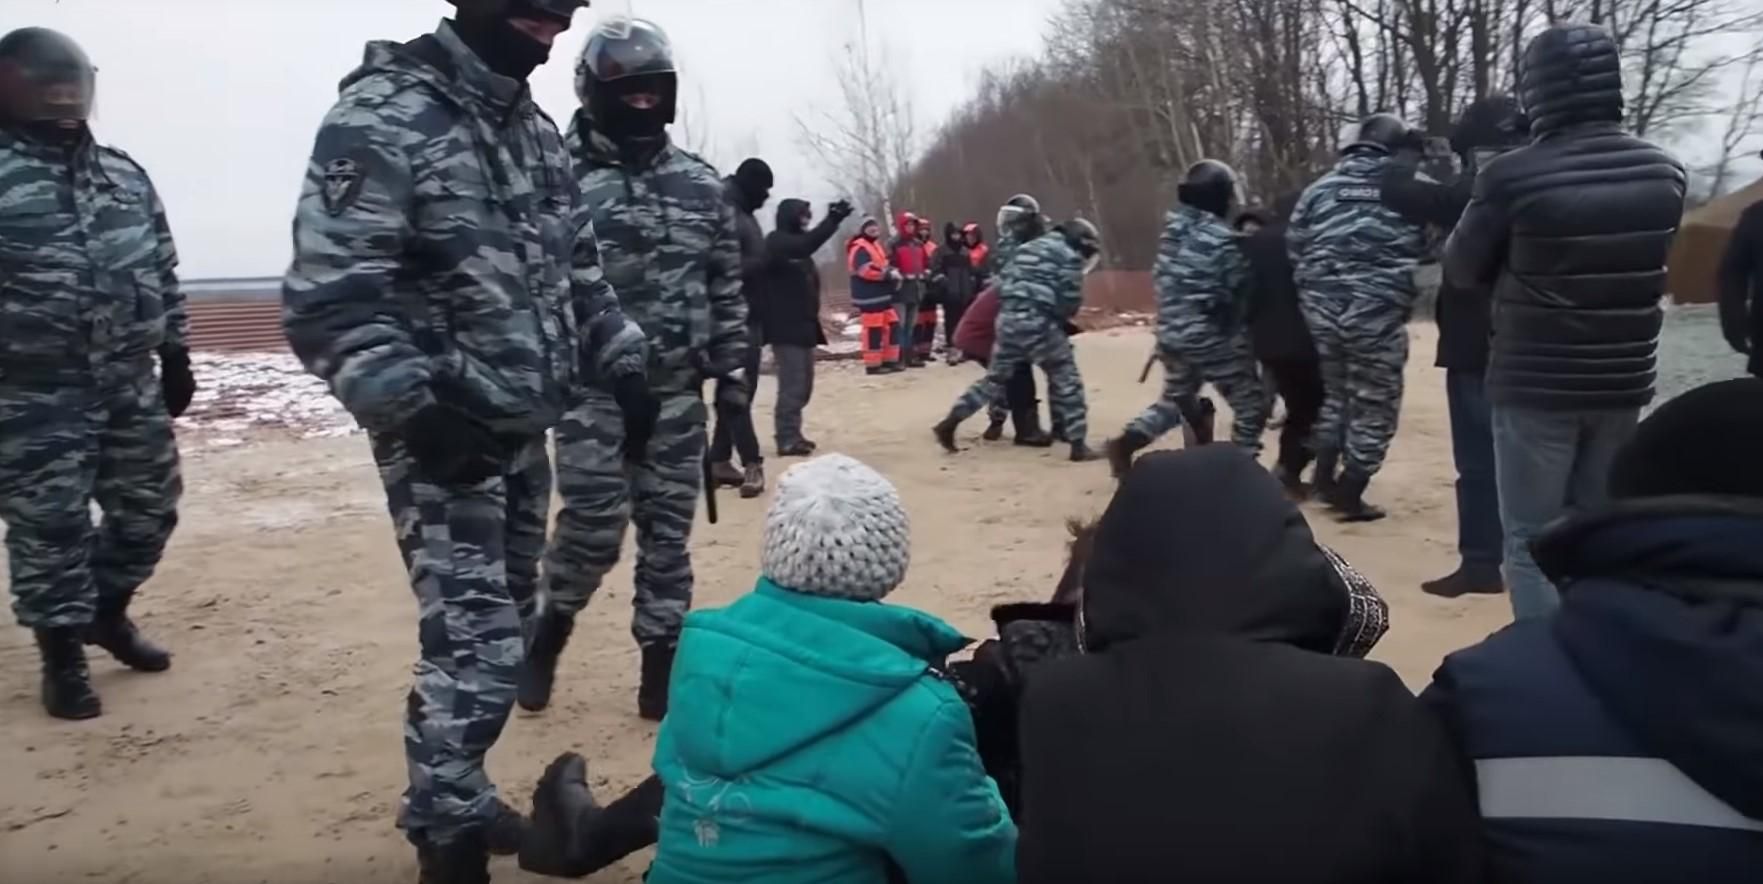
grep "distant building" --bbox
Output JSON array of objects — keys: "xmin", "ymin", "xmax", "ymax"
[{"xmin": 184, "ymin": 276, "xmax": 284, "ymax": 351}]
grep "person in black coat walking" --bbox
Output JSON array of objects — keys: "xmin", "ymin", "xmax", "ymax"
[
  {"xmin": 1443, "ymin": 23, "xmax": 1686, "ymax": 620},
  {"xmin": 709, "ymin": 158, "xmax": 774, "ymax": 498},
  {"xmin": 1013, "ymin": 446, "xmax": 1484, "ymax": 884},
  {"xmin": 1719, "ymin": 159, "xmax": 1763, "ymax": 377},
  {"xmin": 1237, "ymin": 202, "xmax": 1324, "ymax": 499},
  {"xmin": 1382, "ymin": 94, "xmax": 1528, "ymax": 599},
  {"xmin": 1422, "ymin": 378, "xmax": 1763, "ymax": 883},
  {"xmin": 759, "ymin": 197, "xmax": 852, "ymax": 456}
]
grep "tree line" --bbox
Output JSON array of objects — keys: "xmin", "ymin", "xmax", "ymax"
[{"xmin": 807, "ymin": 0, "xmax": 1760, "ymax": 272}]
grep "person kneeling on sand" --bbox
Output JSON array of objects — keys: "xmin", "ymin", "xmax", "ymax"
[
  {"xmin": 1014, "ymin": 446, "xmax": 1486, "ymax": 883},
  {"xmin": 1422, "ymin": 377, "xmax": 1763, "ymax": 882},
  {"xmin": 522, "ymin": 454, "xmax": 1016, "ymax": 884}
]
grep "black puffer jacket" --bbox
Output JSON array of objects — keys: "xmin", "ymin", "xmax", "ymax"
[
  {"xmin": 1443, "ymin": 24, "xmax": 1686, "ymax": 409},
  {"xmin": 722, "ymin": 177, "xmax": 768, "ymax": 324}
]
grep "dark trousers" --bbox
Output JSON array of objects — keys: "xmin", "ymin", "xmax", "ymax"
[
  {"xmin": 709, "ymin": 324, "xmax": 763, "ymax": 466},
  {"xmin": 976, "ymin": 357, "xmax": 1039, "ymax": 416},
  {"xmin": 1446, "ymin": 370, "xmax": 1503, "ymax": 580},
  {"xmin": 772, "ymin": 344, "xmax": 815, "ymax": 449},
  {"xmin": 1263, "ymin": 357, "xmax": 1324, "ymax": 473},
  {"xmin": 944, "ymin": 297, "xmax": 970, "ymax": 349}
]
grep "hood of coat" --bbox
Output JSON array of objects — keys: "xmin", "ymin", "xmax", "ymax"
[
  {"xmin": 1535, "ymin": 496, "xmax": 1763, "ymax": 818},
  {"xmin": 775, "ymin": 198, "xmax": 811, "ymax": 232},
  {"xmin": 1519, "ymin": 23, "xmax": 1624, "ymax": 135},
  {"xmin": 1080, "ymin": 447, "xmax": 1387, "ymax": 656},
  {"xmin": 344, "ymin": 21, "xmax": 528, "ymax": 119},
  {"xmin": 660, "ymin": 579, "xmax": 970, "ymax": 777},
  {"xmin": 894, "ymin": 211, "xmax": 918, "ymax": 237}
]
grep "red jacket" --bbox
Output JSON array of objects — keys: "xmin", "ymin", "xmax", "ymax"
[
  {"xmin": 890, "ymin": 212, "xmax": 929, "ymax": 277},
  {"xmin": 954, "ymin": 285, "xmax": 1002, "ymax": 359}
]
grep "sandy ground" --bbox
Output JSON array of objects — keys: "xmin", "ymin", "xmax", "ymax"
[{"xmin": 1, "ymin": 324, "xmax": 1522, "ymax": 883}]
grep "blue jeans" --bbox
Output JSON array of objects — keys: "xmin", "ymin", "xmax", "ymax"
[
  {"xmin": 1445, "ymin": 370, "xmax": 1502, "ymax": 578},
  {"xmin": 894, "ymin": 301, "xmax": 919, "ymax": 366},
  {"xmin": 1491, "ymin": 404, "xmax": 1639, "ymax": 620}
]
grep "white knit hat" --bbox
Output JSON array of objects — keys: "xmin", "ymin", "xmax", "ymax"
[{"xmin": 761, "ymin": 454, "xmax": 910, "ymax": 601}]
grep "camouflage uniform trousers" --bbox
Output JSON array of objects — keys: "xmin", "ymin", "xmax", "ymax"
[
  {"xmin": 371, "ymin": 433, "xmax": 551, "ymax": 845},
  {"xmin": 545, "ymin": 387, "xmax": 707, "ymax": 646},
  {"xmin": 0, "ymin": 367, "xmax": 181, "ymax": 629},
  {"xmin": 950, "ymin": 311, "xmax": 1088, "ymax": 445},
  {"xmin": 1128, "ymin": 332, "xmax": 1269, "ymax": 453},
  {"xmin": 1302, "ymin": 294, "xmax": 1409, "ymax": 476}
]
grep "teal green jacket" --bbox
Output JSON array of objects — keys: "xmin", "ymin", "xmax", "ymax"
[{"xmin": 648, "ymin": 579, "xmax": 1018, "ymax": 884}]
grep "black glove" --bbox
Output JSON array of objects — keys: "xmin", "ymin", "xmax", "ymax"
[
  {"xmin": 611, "ymin": 373, "xmax": 660, "ymax": 460},
  {"xmin": 715, "ymin": 372, "xmax": 751, "ymax": 412},
  {"xmin": 158, "ymin": 345, "xmax": 196, "ymax": 418},
  {"xmin": 828, "ymin": 199, "xmax": 855, "ymax": 221},
  {"xmin": 402, "ymin": 404, "xmax": 506, "ymax": 485}
]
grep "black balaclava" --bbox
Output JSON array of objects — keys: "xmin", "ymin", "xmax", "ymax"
[
  {"xmin": 452, "ymin": 0, "xmax": 568, "ymax": 81},
  {"xmin": 733, "ymin": 158, "xmax": 773, "ymax": 212}
]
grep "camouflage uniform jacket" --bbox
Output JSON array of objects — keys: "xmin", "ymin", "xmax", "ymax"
[
  {"xmin": 567, "ymin": 113, "xmax": 747, "ymax": 392},
  {"xmin": 282, "ymin": 21, "xmax": 622, "ymax": 437},
  {"xmin": 1153, "ymin": 203, "xmax": 1249, "ymax": 344},
  {"xmin": 1286, "ymin": 152, "xmax": 1428, "ymax": 311},
  {"xmin": 0, "ymin": 129, "xmax": 187, "ymax": 387},
  {"xmin": 998, "ymin": 231, "xmax": 1085, "ymax": 322},
  {"xmin": 987, "ymin": 229, "xmax": 1030, "ymax": 280}
]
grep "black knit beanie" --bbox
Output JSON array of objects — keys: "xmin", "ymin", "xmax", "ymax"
[{"xmin": 1607, "ymin": 378, "xmax": 1763, "ymax": 501}]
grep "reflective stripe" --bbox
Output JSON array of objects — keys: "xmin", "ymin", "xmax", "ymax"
[{"xmin": 1477, "ymin": 757, "xmax": 1763, "ymax": 832}]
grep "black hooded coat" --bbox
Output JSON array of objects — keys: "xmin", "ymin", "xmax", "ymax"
[
  {"xmin": 758, "ymin": 198, "xmax": 843, "ymax": 347},
  {"xmin": 1015, "ymin": 447, "xmax": 1484, "ymax": 884}
]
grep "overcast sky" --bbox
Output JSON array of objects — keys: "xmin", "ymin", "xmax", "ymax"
[{"xmin": 16, "ymin": 0, "xmax": 1065, "ymax": 278}]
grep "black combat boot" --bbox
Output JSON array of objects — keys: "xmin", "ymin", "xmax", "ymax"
[
  {"xmin": 1011, "ymin": 407, "xmax": 1054, "ymax": 448},
  {"xmin": 485, "ymin": 798, "xmax": 526, "ymax": 856},
  {"xmin": 1326, "ymin": 469, "xmax": 1387, "ymax": 523},
  {"xmin": 1271, "ymin": 462, "xmax": 1310, "ymax": 501},
  {"xmin": 1069, "ymin": 441, "xmax": 1104, "ymax": 463},
  {"xmin": 1105, "ymin": 431, "xmax": 1152, "ymax": 478},
  {"xmin": 1421, "ymin": 565, "xmax": 1506, "ymax": 599},
  {"xmin": 416, "ymin": 830, "xmax": 491, "ymax": 884},
  {"xmin": 521, "ymin": 753, "xmax": 664, "ymax": 878},
  {"xmin": 85, "ymin": 596, "xmax": 172, "ymax": 672},
  {"xmin": 36, "ymin": 628, "xmax": 101, "ymax": 720},
  {"xmin": 981, "ymin": 417, "xmax": 1006, "ymax": 441},
  {"xmin": 517, "ymin": 611, "xmax": 575, "ymax": 712},
  {"xmin": 637, "ymin": 643, "xmax": 676, "ymax": 722},
  {"xmin": 933, "ymin": 418, "xmax": 960, "ymax": 453},
  {"xmin": 1312, "ymin": 449, "xmax": 1341, "ymax": 501},
  {"xmin": 1179, "ymin": 397, "xmax": 1217, "ymax": 448}
]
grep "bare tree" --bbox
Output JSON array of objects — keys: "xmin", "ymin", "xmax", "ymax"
[
  {"xmin": 792, "ymin": 16, "xmax": 917, "ymax": 221},
  {"xmin": 1698, "ymin": 49, "xmax": 1763, "ymax": 198}
]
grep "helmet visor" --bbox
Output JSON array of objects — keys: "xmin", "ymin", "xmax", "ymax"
[
  {"xmin": 584, "ymin": 18, "xmax": 676, "ymax": 81},
  {"xmin": 0, "ymin": 37, "xmax": 94, "ymax": 125}
]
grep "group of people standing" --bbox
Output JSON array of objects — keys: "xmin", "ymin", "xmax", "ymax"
[
  {"xmin": 847, "ymin": 208, "xmax": 992, "ymax": 374},
  {"xmin": 1092, "ymin": 21, "xmax": 1689, "ymax": 623}
]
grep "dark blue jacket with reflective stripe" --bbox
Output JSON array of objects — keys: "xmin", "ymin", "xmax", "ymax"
[{"xmin": 1423, "ymin": 497, "xmax": 1763, "ymax": 883}]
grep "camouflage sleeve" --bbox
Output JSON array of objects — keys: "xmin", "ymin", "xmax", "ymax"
[
  {"xmin": 1285, "ymin": 187, "xmax": 1319, "ymax": 281},
  {"xmin": 705, "ymin": 193, "xmax": 749, "ymax": 375},
  {"xmin": 281, "ymin": 101, "xmax": 433, "ymax": 434},
  {"xmin": 147, "ymin": 181, "xmax": 189, "ymax": 350},
  {"xmin": 571, "ymin": 214, "xmax": 646, "ymax": 379}
]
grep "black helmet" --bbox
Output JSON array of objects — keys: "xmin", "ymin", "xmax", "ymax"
[
  {"xmin": 0, "ymin": 27, "xmax": 95, "ymax": 128},
  {"xmin": 1344, "ymin": 113, "xmax": 1414, "ymax": 155},
  {"xmin": 576, "ymin": 17, "xmax": 678, "ymax": 140},
  {"xmin": 1062, "ymin": 218, "xmax": 1102, "ymax": 259},
  {"xmin": 449, "ymin": 0, "xmax": 588, "ymax": 20},
  {"xmin": 1449, "ymin": 93, "xmax": 1527, "ymax": 155},
  {"xmin": 1177, "ymin": 159, "xmax": 1237, "ymax": 217},
  {"xmin": 996, "ymin": 193, "xmax": 1041, "ymax": 239}
]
